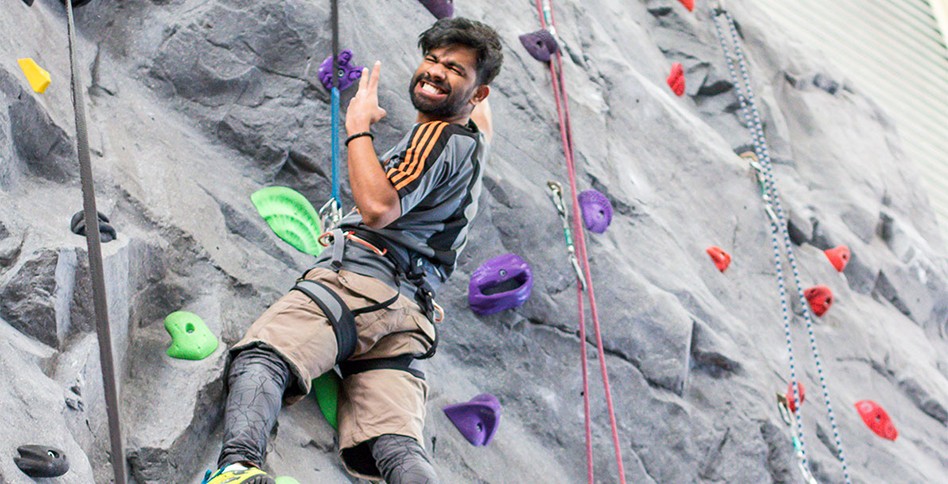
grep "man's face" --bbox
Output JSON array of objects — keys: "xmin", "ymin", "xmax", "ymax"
[{"xmin": 409, "ymin": 45, "xmax": 480, "ymax": 119}]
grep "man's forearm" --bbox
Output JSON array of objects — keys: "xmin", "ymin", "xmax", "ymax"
[
  {"xmin": 346, "ymin": 135, "xmax": 400, "ymax": 228},
  {"xmin": 344, "ymin": 62, "xmax": 400, "ymax": 228}
]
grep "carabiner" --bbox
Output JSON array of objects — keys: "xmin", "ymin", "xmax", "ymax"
[{"xmin": 319, "ymin": 197, "xmax": 343, "ymax": 232}]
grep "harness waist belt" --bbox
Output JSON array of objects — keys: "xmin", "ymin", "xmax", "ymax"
[
  {"xmin": 340, "ymin": 354, "xmax": 425, "ymax": 380},
  {"xmin": 292, "ymin": 279, "xmax": 357, "ymax": 363}
]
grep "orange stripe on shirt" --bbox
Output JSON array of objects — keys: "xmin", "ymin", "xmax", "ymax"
[
  {"xmin": 388, "ymin": 121, "xmax": 445, "ymax": 187},
  {"xmin": 386, "ymin": 123, "xmax": 432, "ymax": 182},
  {"xmin": 393, "ymin": 121, "xmax": 448, "ymax": 191}
]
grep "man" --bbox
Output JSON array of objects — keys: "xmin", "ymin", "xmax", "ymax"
[{"xmin": 204, "ymin": 17, "xmax": 503, "ymax": 484}]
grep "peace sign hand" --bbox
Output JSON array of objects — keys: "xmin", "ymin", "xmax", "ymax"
[{"xmin": 346, "ymin": 61, "xmax": 387, "ymax": 134}]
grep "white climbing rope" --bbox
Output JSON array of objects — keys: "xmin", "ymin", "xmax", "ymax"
[{"xmin": 710, "ymin": 5, "xmax": 852, "ymax": 484}]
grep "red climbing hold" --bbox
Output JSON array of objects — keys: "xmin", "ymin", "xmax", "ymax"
[
  {"xmin": 804, "ymin": 285, "xmax": 833, "ymax": 316},
  {"xmin": 706, "ymin": 246, "xmax": 731, "ymax": 272},
  {"xmin": 855, "ymin": 400, "xmax": 898, "ymax": 441},
  {"xmin": 667, "ymin": 63, "xmax": 685, "ymax": 97},
  {"xmin": 824, "ymin": 246, "xmax": 851, "ymax": 272},
  {"xmin": 679, "ymin": 0, "xmax": 695, "ymax": 12},
  {"xmin": 785, "ymin": 381, "xmax": 806, "ymax": 413}
]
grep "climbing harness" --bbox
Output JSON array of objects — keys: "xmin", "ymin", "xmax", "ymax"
[
  {"xmin": 301, "ymin": 226, "xmax": 445, "ymax": 386},
  {"xmin": 293, "ymin": 278, "xmax": 366, "ymax": 364},
  {"xmin": 318, "ymin": 0, "xmax": 344, "ymax": 231},
  {"xmin": 710, "ymin": 3, "xmax": 851, "ymax": 483},
  {"xmin": 64, "ymin": 1, "xmax": 127, "ymax": 482},
  {"xmin": 547, "ymin": 182, "xmax": 585, "ymax": 290},
  {"xmin": 531, "ymin": 2, "xmax": 626, "ymax": 482},
  {"xmin": 291, "ymin": 272, "xmax": 426, "ymax": 380}
]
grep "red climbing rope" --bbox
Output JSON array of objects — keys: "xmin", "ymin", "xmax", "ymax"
[{"xmin": 533, "ymin": 2, "xmax": 626, "ymax": 482}]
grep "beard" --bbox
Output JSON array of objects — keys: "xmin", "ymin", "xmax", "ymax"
[{"xmin": 409, "ymin": 73, "xmax": 472, "ymax": 119}]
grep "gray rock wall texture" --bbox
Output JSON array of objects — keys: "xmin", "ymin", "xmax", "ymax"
[{"xmin": 1, "ymin": 0, "xmax": 946, "ymax": 482}]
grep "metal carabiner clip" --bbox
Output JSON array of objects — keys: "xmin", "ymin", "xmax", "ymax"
[
  {"xmin": 547, "ymin": 181, "xmax": 586, "ymax": 291},
  {"xmin": 776, "ymin": 392, "xmax": 794, "ymax": 426},
  {"xmin": 547, "ymin": 181, "xmax": 567, "ymax": 217},
  {"xmin": 318, "ymin": 197, "xmax": 343, "ymax": 232}
]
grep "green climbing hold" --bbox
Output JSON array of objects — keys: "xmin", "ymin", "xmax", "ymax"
[
  {"xmin": 274, "ymin": 477, "xmax": 301, "ymax": 484},
  {"xmin": 312, "ymin": 371, "xmax": 342, "ymax": 429},
  {"xmin": 164, "ymin": 311, "xmax": 219, "ymax": 361},
  {"xmin": 250, "ymin": 187, "xmax": 324, "ymax": 256}
]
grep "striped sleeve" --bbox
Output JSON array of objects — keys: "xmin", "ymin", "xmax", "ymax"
[{"xmin": 385, "ymin": 121, "xmax": 451, "ymax": 196}]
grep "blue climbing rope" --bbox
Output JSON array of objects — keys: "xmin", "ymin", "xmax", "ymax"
[
  {"xmin": 331, "ymin": 87, "xmax": 341, "ymax": 203},
  {"xmin": 320, "ymin": 0, "xmax": 343, "ymax": 230},
  {"xmin": 710, "ymin": 4, "xmax": 852, "ymax": 484}
]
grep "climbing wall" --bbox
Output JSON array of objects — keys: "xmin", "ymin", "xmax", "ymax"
[{"xmin": 0, "ymin": 0, "xmax": 946, "ymax": 483}]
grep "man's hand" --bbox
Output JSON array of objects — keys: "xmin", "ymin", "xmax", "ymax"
[
  {"xmin": 470, "ymin": 97, "xmax": 493, "ymax": 145},
  {"xmin": 346, "ymin": 61, "xmax": 387, "ymax": 134}
]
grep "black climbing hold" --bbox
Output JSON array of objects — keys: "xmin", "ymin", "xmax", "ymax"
[
  {"xmin": 22, "ymin": 0, "xmax": 35, "ymax": 6},
  {"xmin": 519, "ymin": 30, "xmax": 559, "ymax": 63},
  {"xmin": 70, "ymin": 210, "xmax": 117, "ymax": 243},
  {"xmin": 15, "ymin": 445, "xmax": 69, "ymax": 478}
]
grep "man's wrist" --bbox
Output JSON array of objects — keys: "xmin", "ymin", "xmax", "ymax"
[
  {"xmin": 345, "ymin": 131, "xmax": 374, "ymax": 146},
  {"xmin": 346, "ymin": 123, "xmax": 371, "ymax": 135}
]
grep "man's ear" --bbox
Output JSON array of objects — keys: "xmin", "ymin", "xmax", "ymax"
[{"xmin": 470, "ymin": 85, "xmax": 490, "ymax": 105}]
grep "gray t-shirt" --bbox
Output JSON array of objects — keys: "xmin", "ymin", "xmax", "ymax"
[{"xmin": 314, "ymin": 119, "xmax": 486, "ymax": 294}]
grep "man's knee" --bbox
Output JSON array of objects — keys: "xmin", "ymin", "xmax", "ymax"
[{"xmin": 228, "ymin": 345, "xmax": 292, "ymax": 390}]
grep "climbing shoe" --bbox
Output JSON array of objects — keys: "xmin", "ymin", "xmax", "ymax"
[{"xmin": 202, "ymin": 464, "xmax": 275, "ymax": 484}]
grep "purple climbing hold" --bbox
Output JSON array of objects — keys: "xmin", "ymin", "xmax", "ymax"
[
  {"xmin": 418, "ymin": 0, "xmax": 454, "ymax": 19},
  {"xmin": 518, "ymin": 29, "xmax": 559, "ymax": 63},
  {"xmin": 443, "ymin": 394, "xmax": 502, "ymax": 446},
  {"xmin": 578, "ymin": 189, "xmax": 613, "ymax": 234},
  {"xmin": 468, "ymin": 253, "xmax": 533, "ymax": 316},
  {"xmin": 317, "ymin": 49, "xmax": 363, "ymax": 92}
]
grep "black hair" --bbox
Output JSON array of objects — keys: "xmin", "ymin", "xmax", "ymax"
[{"xmin": 418, "ymin": 17, "xmax": 503, "ymax": 85}]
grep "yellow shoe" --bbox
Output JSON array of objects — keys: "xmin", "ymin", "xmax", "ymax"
[{"xmin": 201, "ymin": 464, "xmax": 274, "ymax": 484}]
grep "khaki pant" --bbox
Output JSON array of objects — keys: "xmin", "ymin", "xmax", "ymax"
[{"xmin": 231, "ymin": 268, "xmax": 436, "ymax": 479}]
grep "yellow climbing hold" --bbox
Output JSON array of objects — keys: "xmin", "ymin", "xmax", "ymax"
[{"xmin": 17, "ymin": 58, "xmax": 50, "ymax": 93}]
